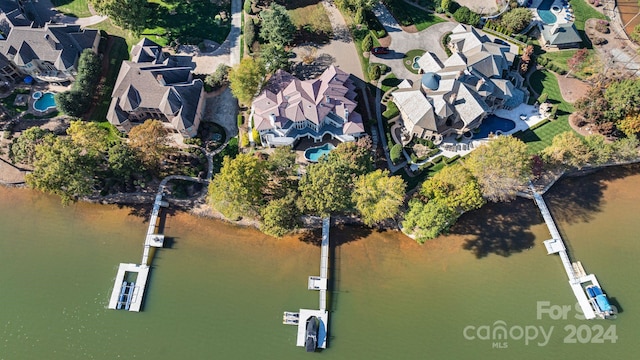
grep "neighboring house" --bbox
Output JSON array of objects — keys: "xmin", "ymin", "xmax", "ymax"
[
  {"xmin": 392, "ymin": 24, "xmax": 526, "ymax": 144},
  {"xmin": 539, "ymin": 23, "xmax": 582, "ymax": 49},
  {"xmin": 251, "ymin": 65, "xmax": 365, "ymax": 147},
  {"xmin": 107, "ymin": 38, "xmax": 205, "ymax": 138},
  {"xmin": 0, "ymin": 12, "xmax": 99, "ymax": 83},
  {"xmin": 0, "ymin": 53, "xmax": 20, "ymax": 82}
]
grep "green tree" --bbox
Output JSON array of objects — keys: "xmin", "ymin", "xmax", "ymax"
[
  {"xmin": 368, "ymin": 64, "xmax": 381, "ymax": 80},
  {"xmin": 353, "ymin": 169, "xmax": 406, "ymax": 226},
  {"xmin": 499, "ymin": 8, "xmax": 532, "ymax": 34},
  {"xmin": 421, "ymin": 163, "xmax": 485, "ymax": 213},
  {"xmin": 229, "ymin": 57, "xmax": 266, "ymax": 104},
  {"xmin": 299, "ymin": 159, "xmax": 353, "ymax": 216},
  {"xmin": 205, "ymin": 64, "xmax": 230, "ymax": 91},
  {"xmin": 208, "ymin": 153, "xmax": 268, "ymax": 220},
  {"xmin": 463, "ymin": 136, "xmax": 530, "ymax": 202},
  {"xmin": 67, "ymin": 121, "xmax": 110, "ymax": 157},
  {"xmin": 453, "ymin": 7, "xmax": 480, "ymax": 27},
  {"xmin": 260, "ymin": 43, "xmax": 290, "ymax": 74},
  {"xmin": 617, "ymin": 113, "xmax": 640, "ymax": 137},
  {"xmin": 362, "ymin": 33, "xmax": 373, "ymax": 52},
  {"xmin": 260, "ymin": 191, "xmax": 300, "ymax": 237},
  {"xmin": 55, "ymin": 50, "xmax": 101, "ymax": 117},
  {"xmin": 252, "ymin": 128, "xmax": 262, "ymax": 146},
  {"xmin": 127, "ymin": 120, "xmax": 171, "ymax": 172},
  {"xmin": 327, "ymin": 136, "xmax": 373, "ymax": 176},
  {"xmin": 390, "ymin": 143, "xmax": 403, "ymax": 164},
  {"xmin": 108, "ymin": 142, "xmax": 144, "ymax": 181},
  {"xmin": 265, "ymin": 146, "xmax": 297, "ymax": 200},
  {"xmin": 26, "ymin": 138, "xmax": 96, "ymax": 205},
  {"xmin": 403, "ymin": 198, "xmax": 457, "ymax": 244},
  {"xmin": 259, "ymin": 3, "xmax": 295, "ymax": 47},
  {"xmin": 441, "ymin": 0, "xmax": 452, "ymax": 13},
  {"xmin": 611, "ymin": 137, "xmax": 640, "ymax": 161},
  {"xmin": 541, "ymin": 131, "xmax": 591, "ymax": 168},
  {"xmin": 583, "ymin": 135, "xmax": 613, "ymax": 165},
  {"xmin": 604, "ymin": 79, "xmax": 640, "ymax": 122},
  {"xmin": 9, "ymin": 127, "xmax": 53, "ymax": 165},
  {"xmin": 93, "ymin": 0, "xmax": 150, "ymax": 35}
]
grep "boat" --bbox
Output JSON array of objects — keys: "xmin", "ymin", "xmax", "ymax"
[
  {"xmin": 585, "ymin": 285, "xmax": 614, "ymax": 317},
  {"xmin": 305, "ymin": 316, "xmax": 319, "ymax": 352}
]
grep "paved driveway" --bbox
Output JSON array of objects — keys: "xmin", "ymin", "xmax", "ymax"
[{"xmin": 372, "ymin": 3, "xmax": 456, "ymax": 81}]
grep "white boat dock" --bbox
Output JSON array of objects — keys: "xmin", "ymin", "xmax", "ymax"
[
  {"xmin": 108, "ymin": 193, "xmax": 168, "ymax": 312},
  {"xmin": 107, "ymin": 263, "xmax": 150, "ymax": 312},
  {"xmin": 285, "ymin": 217, "xmax": 331, "ymax": 349},
  {"xmin": 531, "ymin": 185, "xmax": 610, "ymax": 320}
]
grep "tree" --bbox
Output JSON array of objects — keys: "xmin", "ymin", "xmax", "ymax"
[
  {"xmin": 353, "ymin": 169, "xmax": 406, "ymax": 226},
  {"xmin": 127, "ymin": 120, "xmax": 171, "ymax": 171},
  {"xmin": 368, "ymin": 64, "xmax": 381, "ymax": 80},
  {"xmin": 205, "ymin": 64, "xmax": 231, "ymax": 91},
  {"xmin": 25, "ymin": 138, "xmax": 96, "ymax": 205},
  {"xmin": 583, "ymin": 135, "xmax": 614, "ymax": 165},
  {"xmin": 604, "ymin": 79, "xmax": 640, "ymax": 122},
  {"xmin": 574, "ymin": 86, "xmax": 608, "ymax": 124},
  {"xmin": 259, "ymin": 3, "xmax": 295, "ymax": 47},
  {"xmin": 541, "ymin": 131, "xmax": 592, "ymax": 168},
  {"xmin": 326, "ymin": 136, "xmax": 373, "ymax": 176},
  {"xmin": 55, "ymin": 50, "xmax": 101, "ymax": 117},
  {"xmin": 441, "ymin": 0, "xmax": 452, "ymax": 13},
  {"xmin": 9, "ymin": 127, "xmax": 53, "ymax": 165},
  {"xmin": 362, "ymin": 33, "xmax": 373, "ymax": 52},
  {"xmin": 108, "ymin": 142, "xmax": 144, "ymax": 181},
  {"xmin": 93, "ymin": 0, "xmax": 150, "ymax": 35},
  {"xmin": 260, "ymin": 44, "xmax": 290, "ymax": 74},
  {"xmin": 567, "ymin": 48, "xmax": 589, "ymax": 74},
  {"xmin": 403, "ymin": 198, "xmax": 457, "ymax": 243},
  {"xmin": 299, "ymin": 159, "xmax": 353, "ymax": 216},
  {"xmin": 229, "ymin": 57, "xmax": 266, "ymax": 104},
  {"xmin": 520, "ymin": 45, "xmax": 534, "ymax": 74},
  {"xmin": 421, "ymin": 164, "xmax": 485, "ymax": 213},
  {"xmin": 390, "ymin": 143, "xmax": 403, "ymax": 164},
  {"xmin": 67, "ymin": 121, "xmax": 110, "ymax": 157},
  {"xmin": 611, "ymin": 137, "xmax": 640, "ymax": 161},
  {"xmin": 499, "ymin": 8, "xmax": 532, "ymax": 34},
  {"xmin": 260, "ymin": 191, "xmax": 300, "ymax": 237},
  {"xmin": 617, "ymin": 113, "xmax": 640, "ymax": 138},
  {"xmin": 453, "ymin": 7, "xmax": 480, "ymax": 27},
  {"xmin": 55, "ymin": 88, "xmax": 86, "ymax": 118},
  {"xmin": 265, "ymin": 146, "xmax": 297, "ymax": 200},
  {"xmin": 463, "ymin": 136, "xmax": 530, "ymax": 202},
  {"xmin": 208, "ymin": 153, "xmax": 267, "ymax": 220}
]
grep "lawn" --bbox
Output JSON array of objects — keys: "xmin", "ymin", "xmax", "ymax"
[
  {"xmin": 90, "ymin": 20, "xmax": 142, "ymax": 52},
  {"xmin": 570, "ymin": 0, "xmax": 607, "ymax": 32},
  {"xmin": 51, "ymin": 0, "xmax": 91, "ymax": 18},
  {"xmin": 403, "ymin": 49, "xmax": 425, "ymax": 74},
  {"xmin": 538, "ymin": 49, "xmax": 600, "ymax": 80},
  {"xmin": 383, "ymin": 0, "xmax": 444, "ymax": 31},
  {"xmin": 515, "ymin": 69, "xmax": 575, "ymax": 153}
]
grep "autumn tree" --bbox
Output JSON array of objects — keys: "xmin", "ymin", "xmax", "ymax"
[
  {"xmin": 574, "ymin": 86, "xmax": 608, "ymax": 124},
  {"xmin": 229, "ymin": 57, "xmax": 266, "ymax": 104},
  {"xmin": 541, "ymin": 131, "xmax": 591, "ymax": 168},
  {"xmin": 9, "ymin": 127, "xmax": 54, "ymax": 165},
  {"xmin": 567, "ymin": 48, "xmax": 589, "ymax": 74},
  {"xmin": 352, "ymin": 169, "xmax": 406, "ymax": 226},
  {"xmin": 520, "ymin": 45, "xmax": 534, "ymax": 75},
  {"xmin": 208, "ymin": 153, "xmax": 268, "ymax": 220},
  {"xmin": 259, "ymin": 3, "xmax": 295, "ymax": 47},
  {"xmin": 463, "ymin": 136, "xmax": 530, "ymax": 202},
  {"xmin": 617, "ymin": 113, "xmax": 640, "ymax": 138},
  {"xmin": 327, "ymin": 136, "xmax": 373, "ymax": 176},
  {"xmin": 127, "ymin": 120, "xmax": 171, "ymax": 172},
  {"xmin": 67, "ymin": 121, "xmax": 110, "ymax": 158}
]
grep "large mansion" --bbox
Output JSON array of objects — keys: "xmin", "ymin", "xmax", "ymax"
[
  {"xmin": 392, "ymin": 24, "xmax": 526, "ymax": 144},
  {"xmin": 251, "ymin": 65, "xmax": 365, "ymax": 147}
]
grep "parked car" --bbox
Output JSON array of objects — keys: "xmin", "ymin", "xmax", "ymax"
[{"xmin": 371, "ymin": 47, "xmax": 389, "ymax": 55}]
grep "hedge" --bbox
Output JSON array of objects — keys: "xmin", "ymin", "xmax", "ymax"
[
  {"xmin": 529, "ymin": 118, "xmax": 550, "ymax": 130},
  {"xmin": 237, "ymin": 114, "xmax": 244, "ymax": 127},
  {"xmin": 444, "ymin": 154, "xmax": 460, "ymax": 164}
]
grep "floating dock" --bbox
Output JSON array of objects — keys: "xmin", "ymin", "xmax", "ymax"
[
  {"xmin": 108, "ymin": 193, "xmax": 168, "ymax": 312},
  {"xmin": 285, "ymin": 217, "xmax": 331, "ymax": 350},
  {"xmin": 532, "ymin": 185, "xmax": 614, "ymax": 320}
]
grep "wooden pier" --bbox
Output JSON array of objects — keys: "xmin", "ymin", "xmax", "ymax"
[
  {"xmin": 531, "ymin": 185, "xmax": 612, "ymax": 320},
  {"xmin": 108, "ymin": 193, "xmax": 168, "ymax": 312},
  {"xmin": 285, "ymin": 217, "xmax": 330, "ymax": 350}
]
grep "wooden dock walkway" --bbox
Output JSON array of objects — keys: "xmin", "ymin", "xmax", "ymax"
[{"xmin": 530, "ymin": 184, "xmax": 609, "ymax": 320}]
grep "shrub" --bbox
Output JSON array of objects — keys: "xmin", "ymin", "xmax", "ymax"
[
  {"xmin": 593, "ymin": 37, "xmax": 607, "ymax": 45},
  {"xmin": 445, "ymin": 154, "xmax": 460, "ymax": 164},
  {"xmin": 410, "ymin": 153, "xmax": 418, "ymax": 163},
  {"xmin": 383, "ymin": 101, "xmax": 399, "ymax": 119},
  {"xmin": 252, "ymin": 128, "xmax": 261, "ymax": 146},
  {"xmin": 538, "ymin": 93, "xmax": 548, "ymax": 104},
  {"xmin": 205, "ymin": 64, "xmax": 231, "ymax": 92},
  {"xmin": 369, "ymin": 64, "xmax": 381, "ymax": 81},
  {"xmin": 375, "ymin": 29, "xmax": 386, "ymax": 38},
  {"xmin": 243, "ymin": 0, "xmax": 252, "ymax": 14},
  {"xmin": 529, "ymin": 118, "xmax": 550, "ymax": 130},
  {"xmin": 595, "ymin": 20, "xmax": 609, "ymax": 33},
  {"xmin": 355, "ymin": 8, "xmax": 365, "ymax": 24},
  {"xmin": 362, "ymin": 33, "xmax": 373, "ymax": 52},
  {"xmin": 237, "ymin": 114, "xmax": 244, "ymax": 127},
  {"xmin": 245, "ymin": 18, "xmax": 256, "ymax": 47},
  {"xmin": 390, "ymin": 143, "xmax": 403, "ymax": 164},
  {"xmin": 240, "ymin": 131, "xmax": 250, "ymax": 147},
  {"xmin": 431, "ymin": 155, "xmax": 445, "ymax": 163},
  {"xmin": 549, "ymin": 105, "xmax": 558, "ymax": 120},
  {"xmin": 453, "ymin": 7, "xmax": 480, "ymax": 27}
]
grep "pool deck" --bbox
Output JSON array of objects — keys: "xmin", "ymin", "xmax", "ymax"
[{"xmin": 531, "ymin": 0, "xmax": 574, "ymax": 26}]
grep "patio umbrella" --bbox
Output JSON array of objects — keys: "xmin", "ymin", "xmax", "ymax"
[{"xmin": 23, "ymin": 76, "xmax": 33, "ymax": 85}]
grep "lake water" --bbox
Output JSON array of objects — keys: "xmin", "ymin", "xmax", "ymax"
[{"xmin": 0, "ymin": 165, "xmax": 639, "ymax": 359}]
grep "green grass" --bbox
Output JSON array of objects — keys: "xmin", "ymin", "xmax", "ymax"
[
  {"xmin": 384, "ymin": 0, "xmax": 443, "ymax": 31},
  {"xmin": 403, "ymin": 49, "xmax": 425, "ymax": 74},
  {"xmin": 538, "ymin": 49, "xmax": 600, "ymax": 80},
  {"xmin": 515, "ymin": 70, "xmax": 575, "ymax": 153},
  {"xmin": 380, "ymin": 73, "xmax": 401, "ymax": 93},
  {"xmin": 97, "ymin": 121, "xmax": 124, "ymax": 143},
  {"xmin": 90, "ymin": 20, "xmax": 142, "ymax": 52},
  {"xmin": 570, "ymin": 0, "xmax": 607, "ymax": 32},
  {"xmin": 51, "ymin": 0, "xmax": 91, "ymax": 18}
]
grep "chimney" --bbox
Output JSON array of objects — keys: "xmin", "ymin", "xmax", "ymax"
[
  {"xmin": 344, "ymin": 109, "xmax": 349, "ymax": 120},
  {"xmin": 325, "ymin": 95, "xmax": 330, "ymax": 104},
  {"xmin": 476, "ymin": 78, "xmax": 485, "ymax": 91},
  {"xmin": 269, "ymin": 113, "xmax": 276, "ymax": 127},
  {"xmin": 449, "ymin": 93, "xmax": 457, "ymax": 104},
  {"xmin": 157, "ymin": 74, "xmax": 166, "ymax": 85}
]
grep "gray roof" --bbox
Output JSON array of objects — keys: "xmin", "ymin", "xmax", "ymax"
[
  {"xmin": 541, "ymin": 23, "xmax": 582, "ymax": 46},
  {"xmin": 0, "ymin": 23, "xmax": 98, "ymax": 71},
  {"xmin": 421, "ymin": 72, "xmax": 440, "ymax": 91},
  {"xmin": 107, "ymin": 38, "xmax": 203, "ymax": 134}
]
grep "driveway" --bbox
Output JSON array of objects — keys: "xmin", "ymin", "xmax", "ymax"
[{"xmin": 372, "ymin": 3, "xmax": 456, "ymax": 81}]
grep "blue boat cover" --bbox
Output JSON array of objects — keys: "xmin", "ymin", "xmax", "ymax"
[
  {"xmin": 595, "ymin": 295, "xmax": 612, "ymax": 312},
  {"xmin": 586, "ymin": 287, "xmax": 596, "ymax": 298},
  {"xmin": 592, "ymin": 287, "xmax": 604, "ymax": 296}
]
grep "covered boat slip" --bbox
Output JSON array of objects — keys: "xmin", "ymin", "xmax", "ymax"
[
  {"xmin": 107, "ymin": 263, "xmax": 150, "ymax": 312},
  {"xmin": 296, "ymin": 309, "xmax": 328, "ymax": 349}
]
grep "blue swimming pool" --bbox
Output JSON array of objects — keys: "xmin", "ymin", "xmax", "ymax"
[
  {"xmin": 472, "ymin": 115, "xmax": 516, "ymax": 139},
  {"xmin": 33, "ymin": 92, "xmax": 56, "ymax": 112},
  {"xmin": 537, "ymin": 0, "xmax": 558, "ymax": 24},
  {"xmin": 304, "ymin": 143, "xmax": 335, "ymax": 162}
]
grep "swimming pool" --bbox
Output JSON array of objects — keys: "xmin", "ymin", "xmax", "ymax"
[
  {"xmin": 304, "ymin": 143, "xmax": 335, "ymax": 162},
  {"xmin": 472, "ymin": 115, "xmax": 516, "ymax": 139},
  {"xmin": 412, "ymin": 56, "xmax": 421, "ymax": 70},
  {"xmin": 33, "ymin": 92, "xmax": 57, "ymax": 112},
  {"xmin": 537, "ymin": 0, "xmax": 558, "ymax": 24}
]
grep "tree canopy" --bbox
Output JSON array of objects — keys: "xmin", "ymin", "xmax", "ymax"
[
  {"xmin": 260, "ymin": 43, "xmax": 290, "ymax": 74},
  {"xmin": 353, "ymin": 169, "xmax": 406, "ymax": 226},
  {"xmin": 9, "ymin": 127, "xmax": 54, "ymax": 165},
  {"xmin": 403, "ymin": 198, "xmax": 457, "ymax": 244},
  {"xmin": 463, "ymin": 136, "xmax": 530, "ymax": 202},
  {"xmin": 453, "ymin": 7, "xmax": 480, "ymax": 27},
  {"xmin": 327, "ymin": 136, "xmax": 373, "ymax": 176},
  {"xmin": 299, "ymin": 159, "xmax": 353, "ymax": 217},
  {"xmin": 66, "ymin": 121, "xmax": 110, "ymax": 157},
  {"xmin": 500, "ymin": 8, "xmax": 532, "ymax": 34},
  {"xmin": 55, "ymin": 50, "xmax": 101, "ymax": 117},
  {"xmin": 93, "ymin": 0, "xmax": 150, "ymax": 35},
  {"xmin": 260, "ymin": 191, "xmax": 300, "ymax": 237},
  {"xmin": 208, "ymin": 153, "xmax": 268, "ymax": 220},
  {"xmin": 259, "ymin": 3, "xmax": 295, "ymax": 47},
  {"xmin": 229, "ymin": 57, "xmax": 266, "ymax": 104}
]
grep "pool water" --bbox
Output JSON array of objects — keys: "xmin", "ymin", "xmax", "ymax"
[
  {"xmin": 33, "ymin": 92, "xmax": 56, "ymax": 112},
  {"xmin": 537, "ymin": 0, "xmax": 558, "ymax": 24},
  {"xmin": 304, "ymin": 143, "xmax": 335, "ymax": 162},
  {"xmin": 472, "ymin": 115, "xmax": 516, "ymax": 139},
  {"xmin": 412, "ymin": 56, "xmax": 421, "ymax": 70}
]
